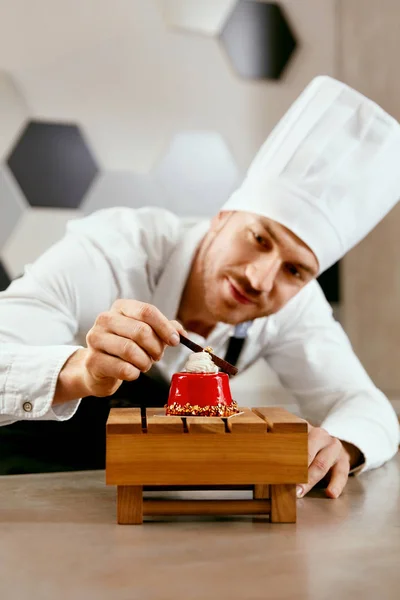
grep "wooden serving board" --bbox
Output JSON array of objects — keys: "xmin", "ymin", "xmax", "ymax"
[{"xmin": 106, "ymin": 406, "xmax": 308, "ymax": 524}]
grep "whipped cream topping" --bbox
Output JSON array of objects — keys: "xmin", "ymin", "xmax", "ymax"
[{"xmin": 184, "ymin": 351, "xmax": 219, "ymax": 374}]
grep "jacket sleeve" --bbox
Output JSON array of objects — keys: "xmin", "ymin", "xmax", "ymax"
[
  {"xmin": 0, "ymin": 223, "xmax": 118, "ymax": 426},
  {"xmin": 0, "ymin": 206, "xmax": 183, "ymax": 426},
  {"xmin": 263, "ymin": 280, "xmax": 400, "ymax": 472}
]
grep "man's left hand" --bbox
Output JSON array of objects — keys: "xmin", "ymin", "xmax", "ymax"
[{"xmin": 296, "ymin": 425, "xmax": 362, "ymax": 499}]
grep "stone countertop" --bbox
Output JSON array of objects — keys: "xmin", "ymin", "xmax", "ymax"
[{"xmin": 0, "ymin": 454, "xmax": 399, "ymax": 600}]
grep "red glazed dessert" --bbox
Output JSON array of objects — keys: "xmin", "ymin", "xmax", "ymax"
[{"xmin": 166, "ymin": 351, "xmax": 238, "ymax": 417}]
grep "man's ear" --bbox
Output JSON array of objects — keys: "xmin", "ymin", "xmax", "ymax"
[{"xmin": 210, "ymin": 211, "xmax": 234, "ymax": 233}]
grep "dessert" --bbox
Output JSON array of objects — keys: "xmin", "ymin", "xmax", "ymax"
[{"xmin": 166, "ymin": 350, "xmax": 239, "ymax": 417}]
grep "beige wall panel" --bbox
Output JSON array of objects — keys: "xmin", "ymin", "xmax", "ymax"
[{"xmin": 339, "ymin": 0, "xmax": 400, "ymax": 394}]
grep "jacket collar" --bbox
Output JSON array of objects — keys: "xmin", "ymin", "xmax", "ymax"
[{"xmin": 152, "ymin": 219, "xmax": 210, "ymax": 321}]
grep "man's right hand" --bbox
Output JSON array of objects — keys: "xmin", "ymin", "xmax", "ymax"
[{"xmin": 54, "ymin": 300, "xmax": 184, "ymax": 404}]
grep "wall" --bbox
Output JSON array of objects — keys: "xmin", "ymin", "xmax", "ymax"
[{"xmin": 338, "ymin": 0, "xmax": 400, "ymax": 405}]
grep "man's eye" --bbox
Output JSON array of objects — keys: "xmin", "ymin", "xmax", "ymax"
[
  {"xmin": 252, "ymin": 232, "xmax": 266, "ymax": 245},
  {"xmin": 286, "ymin": 264, "xmax": 301, "ymax": 279}
]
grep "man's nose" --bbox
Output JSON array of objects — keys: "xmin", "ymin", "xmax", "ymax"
[{"xmin": 246, "ymin": 255, "xmax": 281, "ymax": 293}]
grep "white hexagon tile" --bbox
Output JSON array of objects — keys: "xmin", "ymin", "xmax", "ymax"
[
  {"xmin": 1, "ymin": 208, "xmax": 83, "ymax": 279},
  {"xmin": 81, "ymin": 171, "xmax": 168, "ymax": 216},
  {"xmin": 153, "ymin": 131, "xmax": 241, "ymax": 217},
  {"xmin": 0, "ymin": 166, "xmax": 28, "ymax": 252},
  {"xmin": 157, "ymin": 0, "xmax": 237, "ymax": 35},
  {"xmin": 0, "ymin": 72, "xmax": 28, "ymax": 160},
  {"xmin": 82, "ymin": 116, "xmax": 169, "ymax": 174}
]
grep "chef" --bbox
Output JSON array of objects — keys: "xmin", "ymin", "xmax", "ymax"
[{"xmin": 0, "ymin": 76, "xmax": 399, "ymax": 497}]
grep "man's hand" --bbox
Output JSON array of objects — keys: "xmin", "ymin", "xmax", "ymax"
[
  {"xmin": 296, "ymin": 425, "xmax": 363, "ymax": 499},
  {"xmin": 54, "ymin": 300, "xmax": 185, "ymax": 403}
]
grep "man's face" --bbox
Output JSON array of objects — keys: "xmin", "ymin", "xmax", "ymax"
[{"xmin": 200, "ymin": 211, "xmax": 319, "ymax": 324}]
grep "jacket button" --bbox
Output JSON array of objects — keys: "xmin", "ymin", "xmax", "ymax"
[{"xmin": 23, "ymin": 401, "xmax": 33, "ymax": 412}]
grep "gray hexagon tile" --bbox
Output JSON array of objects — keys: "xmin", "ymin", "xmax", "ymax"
[
  {"xmin": 153, "ymin": 131, "xmax": 241, "ymax": 217},
  {"xmin": 7, "ymin": 121, "xmax": 98, "ymax": 209},
  {"xmin": 0, "ymin": 260, "xmax": 10, "ymax": 292},
  {"xmin": 81, "ymin": 171, "xmax": 168, "ymax": 216},
  {"xmin": 1, "ymin": 208, "xmax": 83, "ymax": 279},
  {"xmin": 220, "ymin": 1, "xmax": 297, "ymax": 80},
  {"xmin": 0, "ymin": 166, "xmax": 28, "ymax": 251},
  {"xmin": 0, "ymin": 71, "xmax": 28, "ymax": 160},
  {"xmin": 157, "ymin": 0, "xmax": 237, "ymax": 35}
]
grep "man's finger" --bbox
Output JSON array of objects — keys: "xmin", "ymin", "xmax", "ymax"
[
  {"xmin": 113, "ymin": 300, "xmax": 180, "ymax": 346},
  {"xmin": 170, "ymin": 320, "xmax": 187, "ymax": 335},
  {"xmin": 99, "ymin": 313, "xmax": 166, "ymax": 361},
  {"xmin": 94, "ymin": 333, "xmax": 154, "ymax": 373},
  {"xmin": 325, "ymin": 456, "xmax": 350, "ymax": 499},
  {"xmin": 85, "ymin": 351, "xmax": 141, "ymax": 388},
  {"xmin": 299, "ymin": 438, "xmax": 342, "ymax": 497},
  {"xmin": 307, "ymin": 427, "xmax": 332, "ymax": 466}
]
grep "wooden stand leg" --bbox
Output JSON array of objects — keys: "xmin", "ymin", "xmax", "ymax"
[
  {"xmin": 253, "ymin": 484, "xmax": 270, "ymax": 499},
  {"xmin": 270, "ymin": 484, "xmax": 296, "ymax": 523},
  {"xmin": 117, "ymin": 486, "xmax": 143, "ymax": 524}
]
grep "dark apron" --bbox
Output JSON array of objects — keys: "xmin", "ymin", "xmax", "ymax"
[{"xmin": 0, "ymin": 327, "xmax": 249, "ymax": 475}]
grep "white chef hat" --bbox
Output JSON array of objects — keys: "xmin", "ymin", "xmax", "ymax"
[{"xmin": 222, "ymin": 76, "xmax": 400, "ymax": 273}]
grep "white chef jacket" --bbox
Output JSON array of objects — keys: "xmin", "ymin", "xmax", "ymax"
[{"xmin": 0, "ymin": 207, "xmax": 398, "ymax": 473}]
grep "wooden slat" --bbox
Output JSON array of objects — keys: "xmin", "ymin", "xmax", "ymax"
[
  {"xmin": 106, "ymin": 408, "xmax": 143, "ymax": 434},
  {"xmin": 144, "ymin": 485, "xmax": 253, "ymax": 491},
  {"xmin": 270, "ymin": 484, "xmax": 296, "ymax": 523},
  {"xmin": 253, "ymin": 484, "xmax": 270, "ymax": 499},
  {"xmin": 146, "ymin": 408, "xmax": 185, "ymax": 434},
  {"xmin": 226, "ymin": 407, "xmax": 267, "ymax": 433},
  {"xmin": 117, "ymin": 485, "xmax": 143, "ymax": 524},
  {"xmin": 252, "ymin": 407, "xmax": 308, "ymax": 433},
  {"xmin": 106, "ymin": 432, "xmax": 308, "ymax": 486},
  {"xmin": 186, "ymin": 417, "xmax": 225, "ymax": 434},
  {"xmin": 143, "ymin": 499, "xmax": 270, "ymax": 516}
]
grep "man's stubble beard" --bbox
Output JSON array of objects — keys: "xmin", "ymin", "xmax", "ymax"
[
  {"xmin": 200, "ymin": 240, "xmax": 235, "ymax": 325},
  {"xmin": 199, "ymin": 222, "xmax": 272, "ymax": 325},
  {"xmin": 201, "ymin": 257, "xmax": 260, "ymax": 325}
]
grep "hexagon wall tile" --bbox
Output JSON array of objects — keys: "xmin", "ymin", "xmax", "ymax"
[
  {"xmin": 7, "ymin": 121, "xmax": 98, "ymax": 209},
  {"xmin": 83, "ymin": 120, "xmax": 168, "ymax": 173},
  {"xmin": 1, "ymin": 208, "xmax": 83, "ymax": 279},
  {"xmin": 157, "ymin": 0, "xmax": 237, "ymax": 35},
  {"xmin": 154, "ymin": 131, "xmax": 241, "ymax": 217},
  {"xmin": 0, "ymin": 166, "xmax": 28, "ymax": 251},
  {"xmin": 220, "ymin": 1, "xmax": 297, "ymax": 80},
  {"xmin": 81, "ymin": 171, "xmax": 168, "ymax": 216},
  {"xmin": 0, "ymin": 72, "xmax": 28, "ymax": 160},
  {"xmin": 0, "ymin": 261, "xmax": 11, "ymax": 292}
]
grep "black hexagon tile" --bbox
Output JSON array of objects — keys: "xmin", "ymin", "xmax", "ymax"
[
  {"xmin": 0, "ymin": 261, "xmax": 11, "ymax": 292},
  {"xmin": 220, "ymin": 1, "xmax": 297, "ymax": 80},
  {"xmin": 7, "ymin": 121, "xmax": 98, "ymax": 209},
  {"xmin": 317, "ymin": 261, "xmax": 340, "ymax": 304}
]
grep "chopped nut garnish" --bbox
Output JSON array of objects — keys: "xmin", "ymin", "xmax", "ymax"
[{"xmin": 165, "ymin": 400, "xmax": 239, "ymax": 417}]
